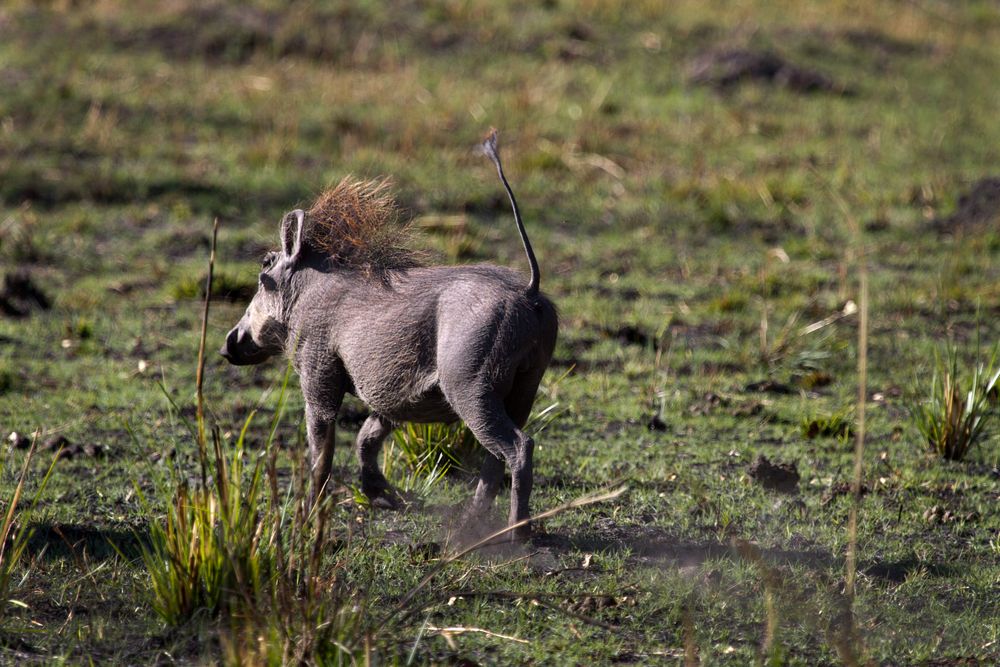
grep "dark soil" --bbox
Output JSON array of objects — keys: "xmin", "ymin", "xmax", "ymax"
[
  {"xmin": 840, "ymin": 28, "xmax": 929, "ymax": 57},
  {"xmin": 748, "ymin": 455, "xmax": 799, "ymax": 493},
  {"xmin": 601, "ymin": 324, "xmax": 656, "ymax": 349},
  {"xmin": 0, "ymin": 270, "xmax": 51, "ymax": 317},
  {"xmin": 933, "ymin": 177, "xmax": 1000, "ymax": 231},
  {"xmin": 820, "ymin": 481, "xmax": 869, "ymax": 505},
  {"xmin": 730, "ymin": 401, "xmax": 765, "ymax": 418},
  {"xmin": 688, "ymin": 392, "xmax": 729, "ymax": 416},
  {"xmin": 688, "ymin": 48, "xmax": 843, "ymax": 94},
  {"xmin": 101, "ymin": 3, "xmax": 373, "ymax": 65},
  {"xmin": 745, "ymin": 379, "xmax": 796, "ymax": 395},
  {"xmin": 38, "ymin": 434, "xmax": 107, "ymax": 459}
]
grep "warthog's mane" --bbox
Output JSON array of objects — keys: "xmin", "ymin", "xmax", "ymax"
[{"xmin": 304, "ymin": 177, "xmax": 422, "ymax": 276}]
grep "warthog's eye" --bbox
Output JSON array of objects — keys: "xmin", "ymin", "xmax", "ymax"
[
  {"xmin": 259, "ymin": 272, "xmax": 278, "ymax": 291},
  {"xmin": 261, "ymin": 252, "xmax": 277, "ymax": 270}
]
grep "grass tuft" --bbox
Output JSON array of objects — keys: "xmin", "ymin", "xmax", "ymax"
[
  {"xmin": 138, "ymin": 219, "xmax": 364, "ymax": 661},
  {"xmin": 908, "ymin": 340, "xmax": 1000, "ymax": 461},
  {"xmin": 136, "ymin": 417, "xmax": 272, "ymax": 625},
  {"xmin": 383, "ymin": 422, "xmax": 479, "ymax": 493},
  {"xmin": 0, "ymin": 435, "xmax": 59, "ymax": 620},
  {"xmin": 219, "ymin": 445, "xmax": 366, "ymax": 666},
  {"xmin": 800, "ymin": 409, "xmax": 854, "ymax": 440}
]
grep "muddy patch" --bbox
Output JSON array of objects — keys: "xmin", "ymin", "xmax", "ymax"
[
  {"xmin": 156, "ymin": 229, "xmax": 210, "ymax": 259},
  {"xmin": 26, "ymin": 522, "xmax": 145, "ymax": 562},
  {"xmin": 668, "ymin": 320, "xmax": 733, "ymax": 349},
  {"xmin": 730, "ymin": 400, "xmax": 766, "ymax": 418},
  {"xmin": 933, "ymin": 177, "xmax": 1000, "ymax": 231},
  {"xmin": 0, "ymin": 270, "xmax": 51, "ymax": 317},
  {"xmin": 748, "ymin": 455, "xmax": 799, "ymax": 493},
  {"xmin": 820, "ymin": 481, "xmax": 869, "ymax": 506},
  {"xmin": 688, "ymin": 48, "xmax": 844, "ymax": 94},
  {"xmin": 99, "ymin": 4, "xmax": 373, "ymax": 65},
  {"xmin": 646, "ymin": 414, "xmax": 667, "ymax": 432},
  {"xmin": 698, "ymin": 360, "xmax": 746, "ymax": 376},
  {"xmin": 840, "ymin": 28, "xmax": 930, "ymax": 58},
  {"xmin": 863, "ymin": 556, "xmax": 957, "ymax": 584},
  {"xmin": 744, "ymin": 379, "xmax": 795, "ymax": 395},
  {"xmin": 590, "ymin": 284, "xmax": 641, "ymax": 301},
  {"xmin": 687, "ymin": 391, "xmax": 729, "ymax": 416},
  {"xmin": 536, "ymin": 525, "xmax": 834, "ymax": 570},
  {"xmin": 38, "ymin": 434, "xmax": 108, "ymax": 460},
  {"xmin": 599, "ymin": 324, "xmax": 658, "ymax": 350}
]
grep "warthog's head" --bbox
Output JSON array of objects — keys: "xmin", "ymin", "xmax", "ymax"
[{"xmin": 220, "ymin": 209, "xmax": 305, "ymax": 365}]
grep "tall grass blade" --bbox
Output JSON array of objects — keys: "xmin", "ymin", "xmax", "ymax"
[
  {"xmin": 1, "ymin": 435, "xmax": 60, "ymax": 617},
  {"xmin": 845, "ymin": 244, "xmax": 868, "ymax": 601}
]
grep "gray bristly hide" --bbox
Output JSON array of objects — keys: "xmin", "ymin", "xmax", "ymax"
[{"xmin": 221, "ymin": 132, "xmax": 558, "ymax": 540}]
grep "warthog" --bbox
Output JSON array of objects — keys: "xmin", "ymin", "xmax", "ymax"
[{"xmin": 221, "ymin": 131, "xmax": 558, "ymax": 537}]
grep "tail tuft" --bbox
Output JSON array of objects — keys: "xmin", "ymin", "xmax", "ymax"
[{"xmin": 481, "ymin": 127, "xmax": 500, "ymax": 162}]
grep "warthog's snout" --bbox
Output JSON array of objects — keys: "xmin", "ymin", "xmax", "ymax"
[{"xmin": 220, "ymin": 325, "xmax": 269, "ymax": 366}]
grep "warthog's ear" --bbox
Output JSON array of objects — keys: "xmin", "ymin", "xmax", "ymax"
[{"xmin": 280, "ymin": 209, "xmax": 305, "ymax": 260}]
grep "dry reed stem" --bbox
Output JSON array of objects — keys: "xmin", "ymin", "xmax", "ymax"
[
  {"xmin": 0, "ymin": 434, "xmax": 36, "ymax": 567},
  {"xmin": 426, "ymin": 625, "xmax": 529, "ymax": 645},
  {"xmin": 825, "ymin": 179, "xmax": 869, "ymax": 666},
  {"xmin": 195, "ymin": 218, "xmax": 219, "ymax": 485},
  {"xmin": 682, "ymin": 603, "xmax": 700, "ymax": 667},
  {"xmin": 846, "ymin": 256, "xmax": 868, "ymax": 600}
]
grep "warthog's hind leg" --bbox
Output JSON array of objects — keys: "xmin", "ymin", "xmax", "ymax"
[
  {"xmin": 356, "ymin": 413, "xmax": 397, "ymax": 506},
  {"xmin": 457, "ymin": 397, "xmax": 535, "ymax": 540}
]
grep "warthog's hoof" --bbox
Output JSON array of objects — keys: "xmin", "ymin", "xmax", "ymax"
[
  {"xmin": 508, "ymin": 521, "xmax": 532, "ymax": 542},
  {"xmin": 361, "ymin": 473, "xmax": 406, "ymax": 510},
  {"xmin": 371, "ymin": 490, "xmax": 404, "ymax": 510}
]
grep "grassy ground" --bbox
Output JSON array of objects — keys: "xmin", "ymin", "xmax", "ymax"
[{"xmin": 2, "ymin": 0, "xmax": 1000, "ymax": 663}]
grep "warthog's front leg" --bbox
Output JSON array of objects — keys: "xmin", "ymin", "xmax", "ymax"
[
  {"xmin": 470, "ymin": 452, "xmax": 504, "ymax": 513},
  {"xmin": 306, "ymin": 404, "xmax": 337, "ymax": 506}
]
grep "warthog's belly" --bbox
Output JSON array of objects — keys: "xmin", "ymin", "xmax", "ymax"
[{"xmin": 362, "ymin": 385, "xmax": 460, "ymax": 424}]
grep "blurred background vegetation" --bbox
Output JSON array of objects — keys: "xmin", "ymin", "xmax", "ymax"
[{"xmin": 3, "ymin": 0, "xmax": 1000, "ymax": 663}]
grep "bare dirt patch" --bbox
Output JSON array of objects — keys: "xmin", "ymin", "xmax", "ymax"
[
  {"xmin": 16, "ymin": 434, "xmax": 110, "ymax": 460},
  {"xmin": 0, "ymin": 270, "xmax": 50, "ymax": 318},
  {"xmin": 687, "ymin": 391, "xmax": 729, "ymax": 416},
  {"xmin": 744, "ymin": 379, "xmax": 795, "ymax": 395},
  {"xmin": 688, "ymin": 48, "xmax": 844, "ymax": 94},
  {"xmin": 748, "ymin": 455, "xmax": 799, "ymax": 493},
  {"xmin": 840, "ymin": 28, "xmax": 930, "ymax": 58},
  {"xmin": 933, "ymin": 177, "xmax": 1000, "ymax": 231},
  {"xmin": 599, "ymin": 323, "xmax": 658, "ymax": 349}
]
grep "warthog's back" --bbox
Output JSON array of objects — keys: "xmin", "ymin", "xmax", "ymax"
[{"xmin": 327, "ymin": 265, "xmax": 557, "ymax": 423}]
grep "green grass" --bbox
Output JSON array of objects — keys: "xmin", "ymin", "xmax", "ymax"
[
  {"xmin": 384, "ymin": 423, "xmax": 479, "ymax": 491},
  {"xmin": 908, "ymin": 338, "xmax": 1000, "ymax": 461},
  {"xmin": 0, "ymin": 438, "xmax": 59, "ymax": 623},
  {"xmin": 3, "ymin": 0, "xmax": 1000, "ymax": 663}
]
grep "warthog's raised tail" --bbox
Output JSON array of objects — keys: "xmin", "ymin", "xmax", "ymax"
[{"xmin": 481, "ymin": 128, "xmax": 540, "ymax": 297}]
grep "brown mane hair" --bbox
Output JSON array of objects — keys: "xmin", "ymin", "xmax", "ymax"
[{"xmin": 304, "ymin": 177, "xmax": 422, "ymax": 276}]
